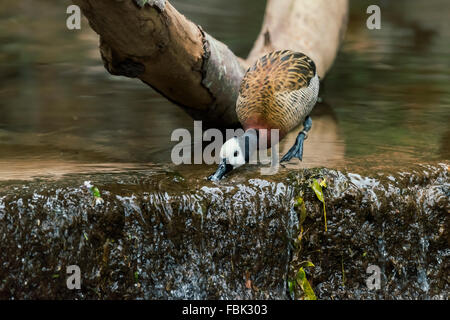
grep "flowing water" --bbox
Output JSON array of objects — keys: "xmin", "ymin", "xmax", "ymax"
[
  {"xmin": 0, "ymin": 0, "xmax": 448, "ymax": 181},
  {"xmin": 0, "ymin": 0, "xmax": 448, "ymax": 300}
]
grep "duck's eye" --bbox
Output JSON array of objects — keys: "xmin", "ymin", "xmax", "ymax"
[{"xmin": 234, "ymin": 151, "xmax": 239, "ymax": 157}]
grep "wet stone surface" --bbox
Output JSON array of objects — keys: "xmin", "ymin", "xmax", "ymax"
[
  {"xmin": 0, "ymin": 163, "xmax": 448, "ymax": 299},
  {"xmin": 288, "ymin": 163, "xmax": 449, "ymax": 299}
]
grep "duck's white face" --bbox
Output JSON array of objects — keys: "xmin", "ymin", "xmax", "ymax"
[
  {"xmin": 208, "ymin": 134, "xmax": 257, "ymax": 181},
  {"xmin": 220, "ymin": 137, "xmax": 245, "ymax": 168}
]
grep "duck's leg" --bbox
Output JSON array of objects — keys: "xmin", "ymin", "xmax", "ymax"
[{"xmin": 281, "ymin": 116, "xmax": 312, "ymax": 162}]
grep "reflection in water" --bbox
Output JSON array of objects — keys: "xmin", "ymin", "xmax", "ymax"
[
  {"xmin": 278, "ymin": 102, "xmax": 345, "ymax": 169},
  {"xmin": 0, "ymin": 0, "xmax": 449, "ymax": 180},
  {"xmin": 0, "ymin": 161, "xmax": 158, "ymax": 181}
]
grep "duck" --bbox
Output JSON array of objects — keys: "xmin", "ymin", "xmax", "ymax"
[{"xmin": 208, "ymin": 49, "xmax": 319, "ymax": 181}]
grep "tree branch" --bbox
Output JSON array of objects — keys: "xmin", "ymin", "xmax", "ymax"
[{"xmin": 73, "ymin": 0, "xmax": 348, "ymax": 127}]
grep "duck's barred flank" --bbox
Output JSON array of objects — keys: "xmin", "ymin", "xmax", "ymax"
[{"xmin": 236, "ymin": 50, "xmax": 319, "ymax": 136}]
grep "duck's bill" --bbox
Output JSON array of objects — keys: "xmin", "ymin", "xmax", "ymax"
[{"xmin": 208, "ymin": 160, "xmax": 233, "ymax": 181}]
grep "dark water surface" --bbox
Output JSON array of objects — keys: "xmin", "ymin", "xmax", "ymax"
[{"xmin": 0, "ymin": 0, "xmax": 448, "ymax": 180}]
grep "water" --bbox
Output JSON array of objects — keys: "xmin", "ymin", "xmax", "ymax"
[
  {"xmin": 0, "ymin": 1, "xmax": 448, "ymax": 300},
  {"xmin": 0, "ymin": 0, "xmax": 449, "ymax": 181},
  {"xmin": 324, "ymin": 0, "xmax": 450, "ymax": 172}
]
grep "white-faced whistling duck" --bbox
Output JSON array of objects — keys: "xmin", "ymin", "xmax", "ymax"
[{"xmin": 209, "ymin": 50, "xmax": 319, "ymax": 180}]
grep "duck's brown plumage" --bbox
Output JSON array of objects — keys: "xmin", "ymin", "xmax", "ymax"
[{"xmin": 236, "ymin": 50, "xmax": 319, "ymax": 139}]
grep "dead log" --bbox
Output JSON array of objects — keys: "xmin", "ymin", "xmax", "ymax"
[{"xmin": 72, "ymin": 0, "xmax": 348, "ymax": 127}]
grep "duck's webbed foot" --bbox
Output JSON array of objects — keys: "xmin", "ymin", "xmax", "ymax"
[{"xmin": 280, "ymin": 116, "xmax": 312, "ymax": 162}]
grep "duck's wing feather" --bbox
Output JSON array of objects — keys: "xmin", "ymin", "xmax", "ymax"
[
  {"xmin": 237, "ymin": 50, "xmax": 318, "ymax": 132},
  {"xmin": 241, "ymin": 50, "xmax": 316, "ymax": 94}
]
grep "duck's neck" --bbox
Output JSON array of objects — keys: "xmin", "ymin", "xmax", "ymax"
[
  {"xmin": 241, "ymin": 129, "xmax": 259, "ymax": 162},
  {"xmin": 243, "ymin": 126, "xmax": 281, "ymax": 149}
]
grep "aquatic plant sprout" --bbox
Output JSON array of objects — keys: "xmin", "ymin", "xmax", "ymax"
[{"xmin": 311, "ymin": 178, "xmax": 327, "ymax": 232}]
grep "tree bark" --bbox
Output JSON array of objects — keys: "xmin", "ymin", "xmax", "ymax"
[{"xmin": 72, "ymin": 0, "xmax": 348, "ymax": 127}]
